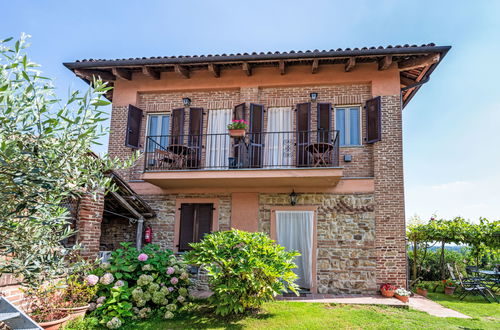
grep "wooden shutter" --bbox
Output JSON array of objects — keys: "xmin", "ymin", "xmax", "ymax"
[
  {"xmin": 317, "ymin": 103, "xmax": 332, "ymax": 143},
  {"xmin": 170, "ymin": 108, "xmax": 185, "ymax": 145},
  {"xmin": 125, "ymin": 105, "xmax": 143, "ymax": 148},
  {"xmin": 249, "ymin": 103, "xmax": 264, "ymax": 168},
  {"xmin": 233, "ymin": 103, "xmax": 247, "ymax": 167},
  {"xmin": 296, "ymin": 103, "xmax": 311, "ymax": 166},
  {"xmin": 188, "ymin": 108, "xmax": 203, "ymax": 168},
  {"xmin": 366, "ymin": 96, "xmax": 381, "ymax": 143},
  {"xmin": 178, "ymin": 204, "xmax": 195, "ymax": 251},
  {"xmin": 178, "ymin": 203, "xmax": 213, "ymax": 251}
]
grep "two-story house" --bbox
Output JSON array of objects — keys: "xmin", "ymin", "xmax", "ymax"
[{"xmin": 64, "ymin": 44, "xmax": 450, "ymax": 294}]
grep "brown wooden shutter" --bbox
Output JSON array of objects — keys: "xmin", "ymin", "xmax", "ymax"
[
  {"xmin": 125, "ymin": 105, "xmax": 143, "ymax": 148},
  {"xmin": 188, "ymin": 107, "xmax": 203, "ymax": 168},
  {"xmin": 296, "ymin": 103, "xmax": 311, "ymax": 166},
  {"xmin": 317, "ymin": 103, "xmax": 332, "ymax": 143},
  {"xmin": 178, "ymin": 203, "xmax": 213, "ymax": 251},
  {"xmin": 249, "ymin": 103, "xmax": 264, "ymax": 168},
  {"xmin": 170, "ymin": 108, "xmax": 185, "ymax": 145},
  {"xmin": 233, "ymin": 103, "xmax": 247, "ymax": 167},
  {"xmin": 366, "ymin": 96, "xmax": 381, "ymax": 143},
  {"xmin": 179, "ymin": 204, "xmax": 195, "ymax": 251}
]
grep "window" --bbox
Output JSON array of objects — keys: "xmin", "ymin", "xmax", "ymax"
[
  {"xmin": 335, "ymin": 106, "xmax": 361, "ymax": 146},
  {"xmin": 146, "ymin": 114, "xmax": 170, "ymax": 152},
  {"xmin": 178, "ymin": 203, "xmax": 213, "ymax": 251}
]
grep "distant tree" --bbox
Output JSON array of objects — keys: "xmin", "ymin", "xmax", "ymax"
[{"xmin": 0, "ymin": 34, "xmax": 133, "ymax": 288}]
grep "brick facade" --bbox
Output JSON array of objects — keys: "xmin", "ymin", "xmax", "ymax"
[{"xmin": 76, "ymin": 192, "xmax": 105, "ymax": 259}]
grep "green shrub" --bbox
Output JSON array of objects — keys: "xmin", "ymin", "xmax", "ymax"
[
  {"xmin": 88, "ymin": 243, "xmax": 191, "ymax": 328},
  {"xmin": 185, "ymin": 229, "xmax": 299, "ymax": 316}
]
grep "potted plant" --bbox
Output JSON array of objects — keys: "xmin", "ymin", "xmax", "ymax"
[
  {"xmin": 416, "ymin": 282, "xmax": 429, "ymax": 297},
  {"xmin": 444, "ymin": 279, "xmax": 456, "ymax": 295},
  {"xmin": 227, "ymin": 119, "xmax": 248, "ymax": 137},
  {"xmin": 380, "ymin": 283, "xmax": 397, "ymax": 297},
  {"xmin": 394, "ymin": 288, "xmax": 411, "ymax": 303},
  {"xmin": 25, "ymin": 284, "xmax": 70, "ymax": 330},
  {"xmin": 56, "ymin": 275, "xmax": 98, "ymax": 321}
]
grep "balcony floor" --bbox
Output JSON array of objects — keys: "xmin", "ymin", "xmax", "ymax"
[{"xmin": 142, "ymin": 167, "xmax": 343, "ymax": 189}]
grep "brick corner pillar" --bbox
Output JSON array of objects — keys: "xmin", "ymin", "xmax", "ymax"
[
  {"xmin": 373, "ymin": 94, "xmax": 407, "ymax": 288},
  {"xmin": 76, "ymin": 192, "xmax": 105, "ymax": 260}
]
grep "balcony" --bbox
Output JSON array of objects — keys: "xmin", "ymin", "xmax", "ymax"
[{"xmin": 142, "ymin": 130, "xmax": 343, "ymax": 189}]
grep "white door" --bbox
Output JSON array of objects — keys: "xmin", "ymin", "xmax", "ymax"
[
  {"xmin": 276, "ymin": 210, "xmax": 314, "ymax": 289},
  {"xmin": 205, "ymin": 109, "xmax": 232, "ymax": 168},
  {"xmin": 264, "ymin": 107, "xmax": 293, "ymax": 168}
]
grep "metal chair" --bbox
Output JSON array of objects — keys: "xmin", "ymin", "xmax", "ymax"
[{"xmin": 448, "ymin": 263, "xmax": 498, "ymax": 303}]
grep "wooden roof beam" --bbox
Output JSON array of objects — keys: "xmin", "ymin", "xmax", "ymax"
[
  {"xmin": 208, "ymin": 63, "xmax": 220, "ymax": 78},
  {"xmin": 74, "ymin": 69, "xmax": 115, "ymax": 81},
  {"xmin": 242, "ymin": 62, "xmax": 252, "ymax": 76},
  {"xmin": 142, "ymin": 66, "xmax": 160, "ymax": 80},
  {"xmin": 398, "ymin": 53, "xmax": 440, "ymax": 71},
  {"xmin": 400, "ymin": 76, "xmax": 415, "ymax": 86},
  {"xmin": 174, "ymin": 65, "xmax": 190, "ymax": 79},
  {"xmin": 311, "ymin": 59, "xmax": 319, "ymax": 74},
  {"xmin": 279, "ymin": 60, "xmax": 286, "ymax": 75},
  {"xmin": 345, "ymin": 57, "xmax": 356, "ymax": 72},
  {"xmin": 378, "ymin": 55, "xmax": 392, "ymax": 70},
  {"xmin": 111, "ymin": 67, "xmax": 132, "ymax": 80}
]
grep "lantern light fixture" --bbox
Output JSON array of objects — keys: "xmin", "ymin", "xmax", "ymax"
[
  {"xmin": 309, "ymin": 92, "xmax": 318, "ymax": 102},
  {"xmin": 182, "ymin": 97, "xmax": 191, "ymax": 107},
  {"xmin": 289, "ymin": 190, "xmax": 298, "ymax": 206}
]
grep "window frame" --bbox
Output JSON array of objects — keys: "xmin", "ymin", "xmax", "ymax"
[
  {"xmin": 334, "ymin": 105, "xmax": 362, "ymax": 147},
  {"xmin": 145, "ymin": 113, "xmax": 171, "ymax": 152}
]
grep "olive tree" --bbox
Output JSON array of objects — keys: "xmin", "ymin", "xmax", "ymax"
[{"xmin": 0, "ymin": 34, "xmax": 132, "ymax": 288}]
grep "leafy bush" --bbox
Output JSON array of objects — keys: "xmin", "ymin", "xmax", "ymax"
[
  {"xmin": 408, "ymin": 248, "xmax": 467, "ymax": 281},
  {"xmin": 59, "ymin": 274, "xmax": 98, "ymax": 308},
  {"xmin": 185, "ymin": 229, "xmax": 299, "ymax": 316},
  {"xmin": 89, "ymin": 243, "xmax": 191, "ymax": 328}
]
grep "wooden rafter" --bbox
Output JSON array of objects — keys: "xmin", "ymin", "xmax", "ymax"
[
  {"xmin": 398, "ymin": 54, "xmax": 440, "ymax": 71},
  {"xmin": 311, "ymin": 59, "xmax": 319, "ymax": 74},
  {"xmin": 279, "ymin": 60, "xmax": 286, "ymax": 75},
  {"xmin": 378, "ymin": 55, "xmax": 392, "ymax": 70},
  {"xmin": 400, "ymin": 76, "xmax": 415, "ymax": 86},
  {"xmin": 174, "ymin": 65, "xmax": 190, "ymax": 79},
  {"xmin": 208, "ymin": 63, "xmax": 220, "ymax": 78},
  {"xmin": 111, "ymin": 68, "xmax": 132, "ymax": 80},
  {"xmin": 403, "ymin": 65, "xmax": 430, "ymax": 102},
  {"xmin": 74, "ymin": 69, "xmax": 115, "ymax": 81},
  {"xmin": 242, "ymin": 62, "xmax": 252, "ymax": 76},
  {"xmin": 345, "ymin": 57, "xmax": 356, "ymax": 72},
  {"xmin": 142, "ymin": 66, "xmax": 160, "ymax": 80}
]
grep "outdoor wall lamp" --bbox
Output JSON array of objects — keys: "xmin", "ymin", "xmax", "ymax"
[
  {"xmin": 289, "ymin": 190, "xmax": 298, "ymax": 206},
  {"xmin": 182, "ymin": 97, "xmax": 191, "ymax": 107},
  {"xmin": 309, "ymin": 92, "xmax": 318, "ymax": 102}
]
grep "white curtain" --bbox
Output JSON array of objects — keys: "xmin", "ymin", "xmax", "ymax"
[
  {"xmin": 205, "ymin": 109, "xmax": 232, "ymax": 168},
  {"xmin": 276, "ymin": 211, "xmax": 313, "ymax": 289},
  {"xmin": 264, "ymin": 107, "xmax": 293, "ymax": 168}
]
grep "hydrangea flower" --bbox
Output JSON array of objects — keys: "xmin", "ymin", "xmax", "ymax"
[
  {"xmin": 100, "ymin": 273, "xmax": 114, "ymax": 285},
  {"xmin": 85, "ymin": 274, "xmax": 99, "ymax": 286},
  {"xmin": 180, "ymin": 272, "xmax": 189, "ymax": 280},
  {"xmin": 166, "ymin": 267, "xmax": 175, "ymax": 275},
  {"xmin": 138, "ymin": 253, "xmax": 148, "ymax": 261},
  {"xmin": 137, "ymin": 274, "xmax": 154, "ymax": 286},
  {"xmin": 167, "ymin": 286, "xmax": 174, "ymax": 292},
  {"xmin": 100, "ymin": 262, "xmax": 111, "ymax": 270},
  {"xmin": 166, "ymin": 303, "xmax": 177, "ymax": 312},
  {"xmin": 138, "ymin": 307, "xmax": 151, "ymax": 319},
  {"xmin": 88, "ymin": 302, "xmax": 97, "ymax": 311},
  {"xmin": 164, "ymin": 311, "xmax": 174, "ymax": 319},
  {"xmin": 177, "ymin": 295, "xmax": 185, "ymax": 303},
  {"xmin": 106, "ymin": 317, "xmax": 122, "ymax": 329},
  {"xmin": 170, "ymin": 277, "xmax": 178, "ymax": 285},
  {"xmin": 96, "ymin": 296, "xmax": 106, "ymax": 304},
  {"xmin": 142, "ymin": 264, "xmax": 153, "ymax": 271},
  {"xmin": 147, "ymin": 282, "xmax": 160, "ymax": 294},
  {"xmin": 178, "ymin": 287, "xmax": 188, "ymax": 297}
]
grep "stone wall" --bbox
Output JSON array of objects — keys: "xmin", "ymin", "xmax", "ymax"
[
  {"xmin": 100, "ymin": 216, "xmax": 137, "ymax": 251},
  {"xmin": 259, "ymin": 193, "xmax": 376, "ymax": 294}
]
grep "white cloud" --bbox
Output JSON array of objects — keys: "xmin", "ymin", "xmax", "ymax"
[{"xmin": 405, "ymin": 176, "xmax": 500, "ymax": 223}]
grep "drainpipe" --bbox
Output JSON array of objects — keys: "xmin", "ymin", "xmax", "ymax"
[{"xmin": 136, "ymin": 217, "xmax": 144, "ymax": 250}]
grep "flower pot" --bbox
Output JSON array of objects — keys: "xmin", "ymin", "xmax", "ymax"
[
  {"xmin": 444, "ymin": 286, "xmax": 456, "ymax": 295},
  {"xmin": 416, "ymin": 288, "xmax": 428, "ymax": 297},
  {"xmin": 57, "ymin": 304, "xmax": 89, "ymax": 321},
  {"xmin": 38, "ymin": 314, "xmax": 71, "ymax": 330},
  {"xmin": 228, "ymin": 129, "xmax": 245, "ymax": 137},
  {"xmin": 380, "ymin": 288, "xmax": 395, "ymax": 298},
  {"xmin": 394, "ymin": 294, "xmax": 409, "ymax": 303}
]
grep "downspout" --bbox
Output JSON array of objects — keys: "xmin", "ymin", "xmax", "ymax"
[{"xmin": 136, "ymin": 217, "xmax": 144, "ymax": 251}]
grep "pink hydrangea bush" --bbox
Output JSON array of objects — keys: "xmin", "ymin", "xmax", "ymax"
[{"xmin": 88, "ymin": 242, "xmax": 191, "ymax": 328}]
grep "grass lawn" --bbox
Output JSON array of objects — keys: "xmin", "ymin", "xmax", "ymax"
[{"xmin": 65, "ymin": 296, "xmax": 500, "ymax": 330}]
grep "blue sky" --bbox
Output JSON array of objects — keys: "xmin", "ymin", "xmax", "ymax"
[{"xmin": 1, "ymin": 0, "xmax": 499, "ymax": 222}]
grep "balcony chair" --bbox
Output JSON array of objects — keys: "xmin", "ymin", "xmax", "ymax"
[{"xmin": 447, "ymin": 263, "xmax": 498, "ymax": 303}]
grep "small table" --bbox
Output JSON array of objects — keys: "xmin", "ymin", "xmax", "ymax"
[
  {"xmin": 156, "ymin": 145, "xmax": 192, "ymax": 169},
  {"xmin": 306, "ymin": 142, "xmax": 334, "ymax": 167},
  {"xmin": 478, "ymin": 270, "xmax": 500, "ymax": 277}
]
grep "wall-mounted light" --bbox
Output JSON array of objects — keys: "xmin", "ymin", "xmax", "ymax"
[
  {"xmin": 289, "ymin": 190, "xmax": 298, "ymax": 206},
  {"xmin": 310, "ymin": 92, "xmax": 318, "ymax": 102},
  {"xmin": 182, "ymin": 97, "xmax": 191, "ymax": 107}
]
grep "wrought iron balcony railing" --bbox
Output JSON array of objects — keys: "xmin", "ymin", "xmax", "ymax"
[{"xmin": 144, "ymin": 130, "xmax": 339, "ymax": 171}]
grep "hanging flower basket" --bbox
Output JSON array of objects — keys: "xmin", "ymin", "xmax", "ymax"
[{"xmin": 227, "ymin": 120, "xmax": 248, "ymax": 137}]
